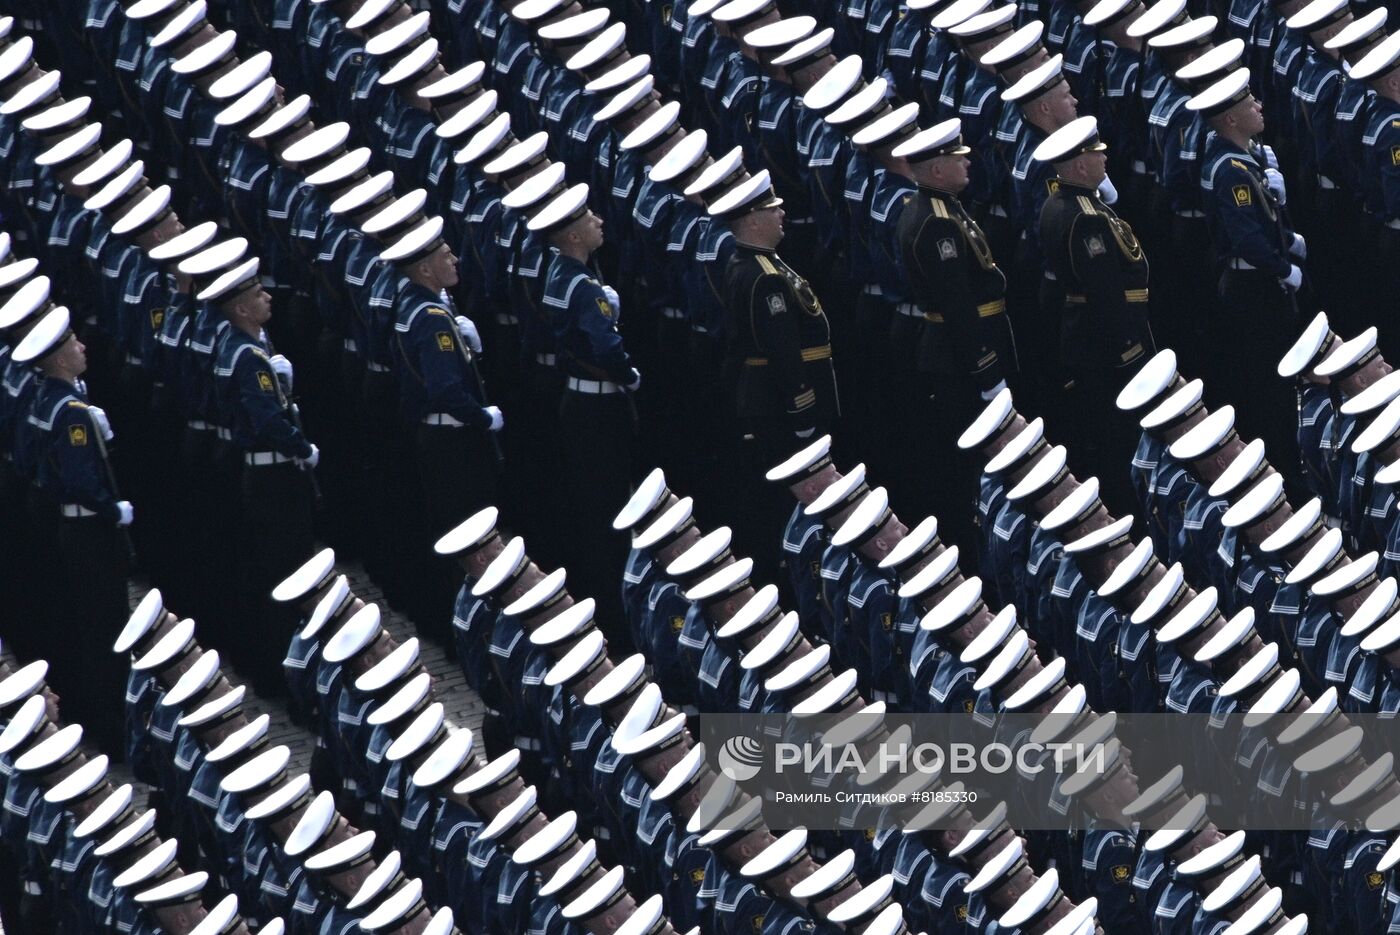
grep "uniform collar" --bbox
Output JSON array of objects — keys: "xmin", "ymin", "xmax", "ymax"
[
  {"xmin": 917, "ymin": 184, "xmax": 958, "ymax": 199},
  {"xmin": 1053, "ymin": 178, "xmax": 1099, "ymax": 195},
  {"xmin": 735, "ymin": 241, "xmax": 779, "ymax": 255}
]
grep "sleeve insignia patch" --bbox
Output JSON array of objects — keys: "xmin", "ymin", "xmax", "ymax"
[
  {"xmin": 1368, "ymin": 871, "xmax": 1384, "ymax": 889},
  {"xmin": 670, "ymin": 615, "xmax": 685, "ymax": 633},
  {"xmin": 1112, "ymin": 865, "xmax": 1132, "ymax": 883},
  {"xmin": 956, "ymin": 906, "xmax": 970, "ymax": 922},
  {"xmin": 68, "ymin": 424, "xmax": 87, "ymax": 446},
  {"xmin": 689, "ymin": 868, "xmax": 705, "ymax": 885},
  {"xmin": 1233, "ymin": 184, "xmax": 1253, "ymax": 207},
  {"xmin": 1046, "ymin": 179, "xmax": 1060, "ymax": 195},
  {"xmin": 150, "ymin": 308, "xmax": 165, "ymax": 330},
  {"xmin": 767, "ymin": 293, "xmax": 787, "ymax": 316},
  {"xmin": 880, "ymin": 612, "xmax": 893, "ymax": 631},
  {"xmin": 1391, "ymin": 145, "xmax": 1400, "ymax": 166},
  {"xmin": 596, "ymin": 297, "xmax": 615, "ymax": 319},
  {"xmin": 963, "ymin": 698, "xmax": 975, "ymax": 713},
  {"xmin": 436, "ymin": 332, "xmax": 455, "ymax": 352},
  {"xmin": 257, "ymin": 371, "xmax": 276, "ymax": 393},
  {"xmin": 1086, "ymin": 235, "xmax": 1106, "ymax": 257},
  {"xmin": 938, "ymin": 237, "xmax": 957, "ymax": 260},
  {"xmin": 751, "ymin": 916, "xmax": 765, "ymax": 933}
]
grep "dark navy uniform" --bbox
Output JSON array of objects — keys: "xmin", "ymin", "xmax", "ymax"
[
  {"xmin": 214, "ymin": 325, "xmax": 315, "ymax": 690},
  {"xmin": 1082, "ymin": 823, "xmax": 1143, "ymax": 932},
  {"xmin": 1200, "ymin": 134, "xmax": 1300, "ymax": 458},
  {"xmin": 28, "ymin": 372, "xmax": 128, "ymax": 747},
  {"xmin": 545, "ymin": 249, "xmax": 636, "ymax": 635}
]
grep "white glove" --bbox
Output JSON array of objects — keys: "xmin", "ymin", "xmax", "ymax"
[
  {"xmin": 1290, "ymin": 233, "xmax": 1307, "ymax": 260},
  {"xmin": 299, "ymin": 443, "xmax": 320, "ymax": 469},
  {"xmin": 1264, "ymin": 167, "xmax": 1287, "ymax": 205},
  {"xmin": 269, "ymin": 354, "xmax": 294, "ymax": 392},
  {"xmin": 485, "ymin": 406, "xmax": 504, "ymax": 432},
  {"xmin": 1262, "ymin": 144, "xmax": 1279, "ymax": 170},
  {"xmin": 88, "ymin": 406, "xmax": 114, "ymax": 442},
  {"xmin": 602, "ymin": 285, "xmax": 621, "ymax": 316},
  {"xmin": 1098, "ymin": 175, "xmax": 1119, "ymax": 205},
  {"xmin": 624, "ymin": 368, "xmax": 642, "ymax": 392},
  {"xmin": 116, "ymin": 501, "xmax": 134, "ymax": 527},
  {"xmin": 980, "ymin": 379, "xmax": 1009, "ymax": 402},
  {"xmin": 1282, "ymin": 264, "xmax": 1303, "ymax": 290},
  {"xmin": 454, "ymin": 315, "xmax": 483, "ymax": 353}
]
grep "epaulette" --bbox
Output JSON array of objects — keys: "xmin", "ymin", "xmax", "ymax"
[{"xmin": 755, "ymin": 255, "xmax": 780, "ymax": 276}]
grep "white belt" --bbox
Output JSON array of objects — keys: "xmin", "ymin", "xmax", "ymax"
[
  {"xmin": 989, "ymin": 205, "xmax": 1009, "ymax": 217},
  {"xmin": 1228, "ymin": 258, "xmax": 1257, "ymax": 270},
  {"xmin": 365, "ymin": 361, "xmax": 391, "ymax": 373},
  {"xmin": 660, "ymin": 307, "xmax": 684, "ymax": 319},
  {"xmin": 1131, "ymin": 159, "xmax": 1148, "ymax": 174},
  {"xmin": 61, "ymin": 504, "xmax": 97, "ymax": 518},
  {"xmin": 124, "ymin": 354, "xmax": 143, "ymax": 366},
  {"xmin": 872, "ymin": 689, "xmax": 897, "ymax": 704},
  {"xmin": 1174, "ymin": 208, "xmax": 1205, "ymax": 219},
  {"xmin": 1386, "ymin": 219, "xmax": 1400, "ymax": 231},
  {"xmin": 343, "ymin": 338, "xmax": 359, "ymax": 353},
  {"xmin": 423, "ymin": 413, "xmax": 465, "ymax": 426},
  {"xmin": 567, "ymin": 377, "xmax": 623, "ymax": 394},
  {"xmin": 860, "ymin": 284, "xmax": 883, "ymax": 296},
  {"xmin": 188, "ymin": 419, "xmax": 214, "ymax": 431},
  {"xmin": 246, "ymin": 451, "xmax": 294, "ymax": 466},
  {"xmin": 1318, "ymin": 175, "xmax": 1337, "ymax": 190},
  {"xmin": 23, "ymin": 881, "xmax": 40, "ymax": 896},
  {"xmin": 535, "ymin": 352, "xmax": 557, "ymax": 366},
  {"xmin": 896, "ymin": 303, "xmax": 920, "ymax": 317},
  {"xmin": 1044, "ymin": 271, "xmax": 1057, "ymax": 281},
  {"xmin": 216, "ymin": 427, "xmax": 233, "ymax": 441},
  {"xmin": 691, "ymin": 324, "xmax": 710, "ymax": 334},
  {"xmin": 496, "ymin": 312, "xmax": 519, "ymax": 326},
  {"xmin": 515, "ymin": 735, "xmax": 543, "ymax": 751}
]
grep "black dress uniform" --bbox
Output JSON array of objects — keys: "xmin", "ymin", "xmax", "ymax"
[
  {"xmin": 897, "ymin": 185, "xmax": 1013, "ymax": 400},
  {"xmin": 892, "ymin": 117, "xmax": 1017, "ymax": 544},
  {"xmin": 725, "ymin": 242, "xmax": 839, "ymax": 441},
  {"xmin": 1036, "ymin": 116, "xmax": 1153, "ymax": 510},
  {"xmin": 713, "ymin": 171, "xmax": 838, "ymax": 573}
]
